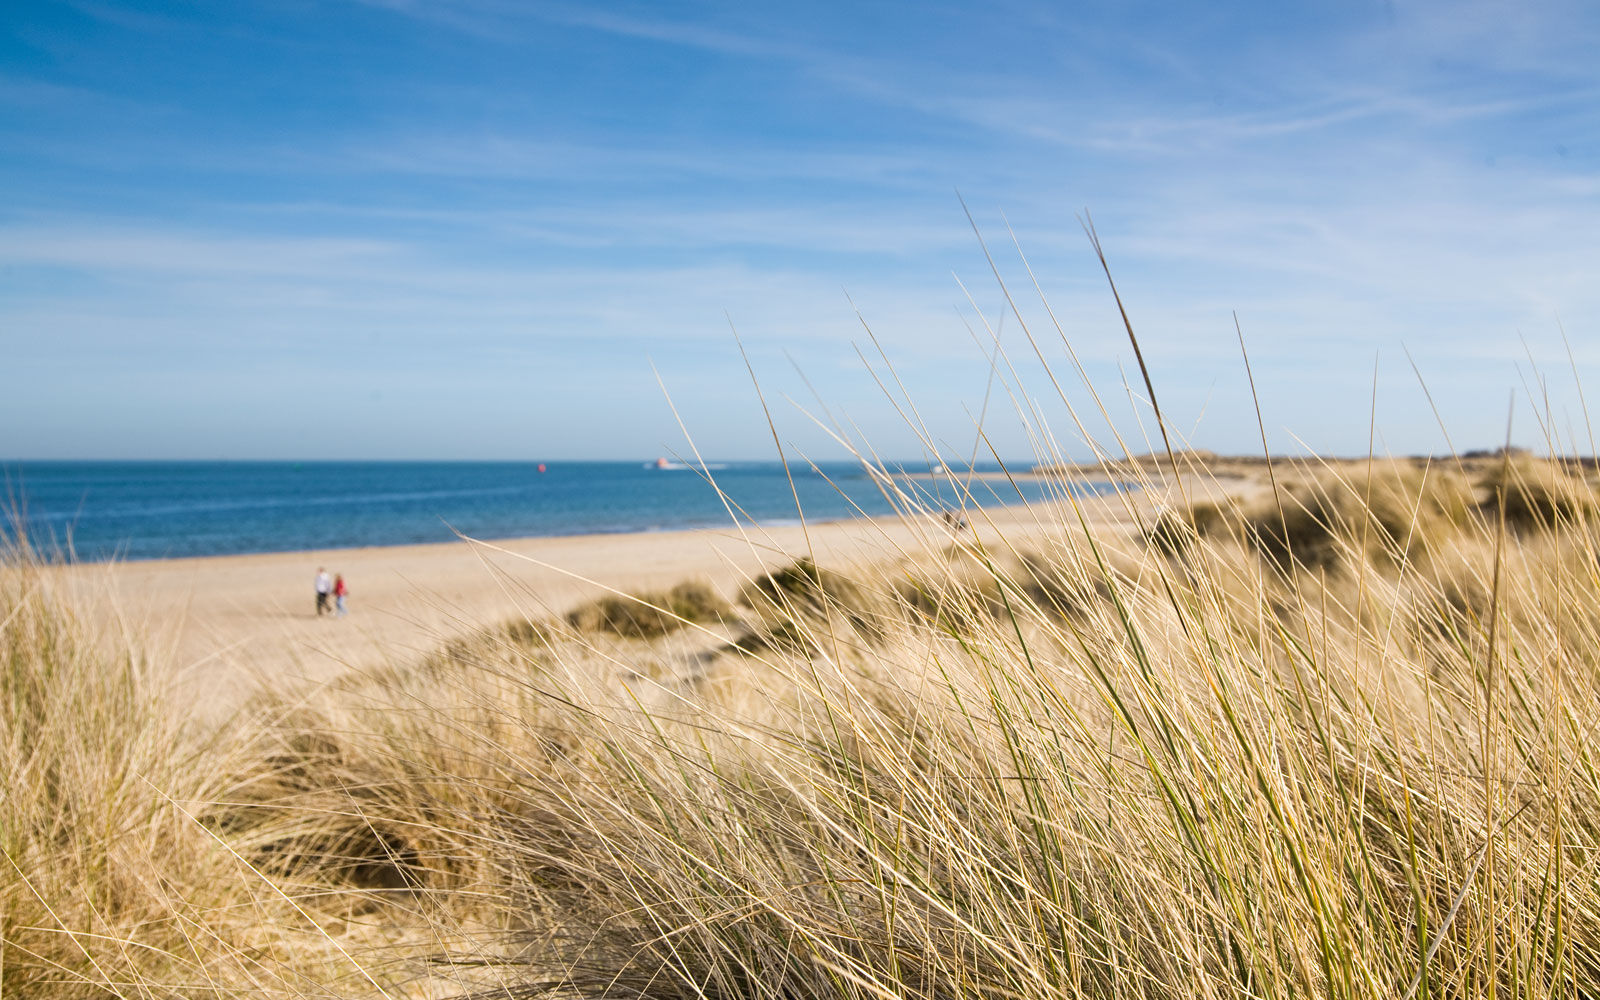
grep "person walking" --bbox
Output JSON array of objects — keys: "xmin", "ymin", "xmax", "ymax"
[
  {"xmin": 315, "ymin": 567, "xmax": 332, "ymax": 616},
  {"xmin": 333, "ymin": 573, "xmax": 349, "ymax": 617}
]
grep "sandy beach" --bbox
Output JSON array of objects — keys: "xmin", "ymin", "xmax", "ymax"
[{"xmin": 46, "ymin": 477, "xmax": 1241, "ymax": 720}]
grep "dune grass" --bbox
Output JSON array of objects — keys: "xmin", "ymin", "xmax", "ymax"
[
  {"xmin": 5, "ymin": 442, "xmax": 1600, "ymax": 998},
  {"xmin": 565, "ymin": 579, "xmax": 734, "ymax": 639}
]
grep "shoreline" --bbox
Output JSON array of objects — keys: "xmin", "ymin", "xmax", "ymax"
[{"xmin": 45, "ymin": 475, "xmax": 1243, "ymax": 721}]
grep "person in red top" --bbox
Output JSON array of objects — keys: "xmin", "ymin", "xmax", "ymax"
[{"xmin": 333, "ymin": 574, "xmax": 349, "ymax": 617}]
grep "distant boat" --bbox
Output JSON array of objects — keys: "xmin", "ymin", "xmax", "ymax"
[{"xmin": 647, "ymin": 457, "xmax": 728, "ymax": 471}]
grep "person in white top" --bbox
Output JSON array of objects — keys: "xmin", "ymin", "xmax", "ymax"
[{"xmin": 314, "ymin": 568, "xmax": 333, "ymax": 616}]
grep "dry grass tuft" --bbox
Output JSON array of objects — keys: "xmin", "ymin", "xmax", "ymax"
[
  {"xmin": 1479, "ymin": 454, "xmax": 1597, "ymax": 532},
  {"xmin": 894, "ymin": 567, "xmax": 1006, "ymax": 633},
  {"xmin": 566, "ymin": 579, "xmax": 732, "ymax": 638},
  {"xmin": 1156, "ymin": 460, "xmax": 1478, "ymax": 571},
  {"xmin": 741, "ymin": 557, "xmax": 889, "ymax": 642},
  {"xmin": 1147, "ymin": 499, "xmax": 1231, "ymax": 555}
]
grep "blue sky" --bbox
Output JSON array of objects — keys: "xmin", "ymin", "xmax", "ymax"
[{"xmin": 3, "ymin": 0, "xmax": 1598, "ymax": 461}]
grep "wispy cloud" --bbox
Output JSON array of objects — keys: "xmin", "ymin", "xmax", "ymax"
[{"xmin": 351, "ymin": 0, "xmax": 842, "ymax": 66}]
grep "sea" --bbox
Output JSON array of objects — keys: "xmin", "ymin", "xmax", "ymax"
[{"xmin": 0, "ymin": 460, "xmax": 1109, "ymax": 563}]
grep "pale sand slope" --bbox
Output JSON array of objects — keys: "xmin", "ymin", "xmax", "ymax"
[{"xmin": 50, "ymin": 474, "xmax": 1253, "ymax": 720}]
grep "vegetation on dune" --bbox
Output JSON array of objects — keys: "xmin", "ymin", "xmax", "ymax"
[
  {"xmin": 1148, "ymin": 499, "xmax": 1232, "ymax": 556},
  {"xmin": 291, "ymin": 472, "xmax": 1600, "ymax": 998},
  {"xmin": 8, "ymin": 448, "xmax": 1600, "ymax": 997},
  {"xmin": 0, "ymin": 554, "xmax": 200, "ymax": 998},
  {"xmin": 739, "ymin": 557, "xmax": 892, "ymax": 648},
  {"xmin": 742, "ymin": 558, "xmax": 879, "ymax": 624},
  {"xmin": 894, "ymin": 563, "xmax": 1007, "ymax": 633},
  {"xmin": 1478, "ymin": 453, "xmax": 1597, "ymax": 532},
  {"xmin": 1151, "ymin": 460, "xmax": 1482, "ymax": 571},
  {"xmin": 565, "ymin": 578, "xmax": 732, "ymax": 638},
  {"xmin": 0, "ymin": 555, "xmax": 299, "ymax": 997}
]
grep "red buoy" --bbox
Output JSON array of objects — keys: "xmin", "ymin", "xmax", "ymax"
[{"xmin": 537, "ymin": 463, "xmax": 547, "ymax": 473}]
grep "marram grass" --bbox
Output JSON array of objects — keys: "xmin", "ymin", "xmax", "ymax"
[{"xmin": 4, "ymin": 447, "xmax": 1600, "ymax": 999}]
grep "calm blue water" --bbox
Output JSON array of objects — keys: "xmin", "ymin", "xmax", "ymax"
[{"xmin": 0, "ymin": 461, "xmax": 1105, "ymax": 563}]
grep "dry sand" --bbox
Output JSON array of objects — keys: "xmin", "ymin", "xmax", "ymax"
[{"xmin": 49, "ymin": 473, "xmax": 1254, "ymax": 721}]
